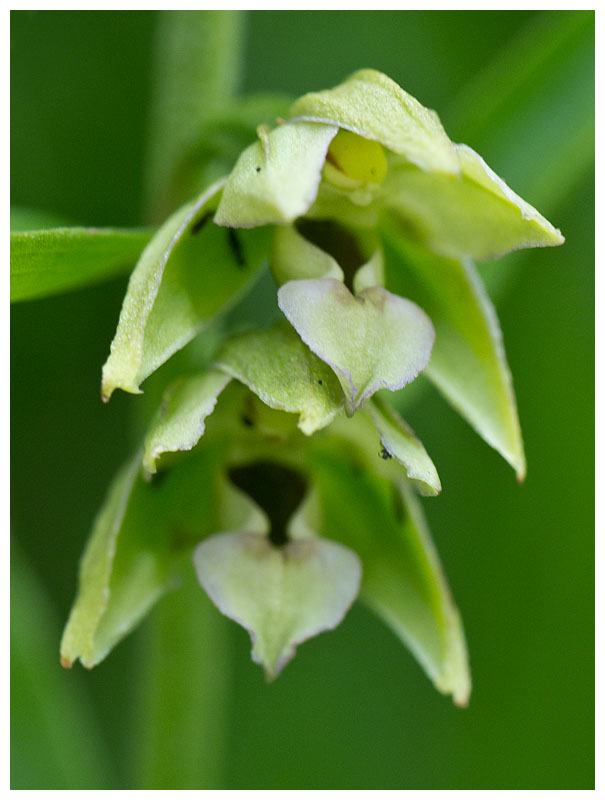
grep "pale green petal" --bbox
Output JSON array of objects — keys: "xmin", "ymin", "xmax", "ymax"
[
  {"xmin": 193, "ymin": 532, "xmax": 361, "ymax": 679},
  {"xmin": 278, "ymin": 279, "xmax": 434, "ymax": 415},
  {"xmin": 382, "ymin": 231, "xmax": 525, "ymax": 479},
  {"xmin": 290, "ymin": 69, "xmax": 459, "ymax": 175},
  {"xmin": 311, "ymin": 446, "xmax": 470, "ymax": 705},
  {"xmin": 366, "ymin": 395, "xmax": 441, "ymax": 496},
  {"xmin": 214, "ymin": 323, "xmax": 344, "ymax": 435},
  {"xmin": 352, "ymin": 246, "xmax": 385, "ymax": 293},
  {"xmin": 214, "ymin": 121, "xmax": 337, "ymax": 228},
  {"xmin": 384, "ymin": 143, "xmax": 564, "ymax": 261},
  {"xmin": 271, "ymin": 225, "xmax": 344, "ymax": 285},
  {"xmin": 143, "ymin": 370, "xmax": 231, "ymax": 474},
  {"xmin": 102, "ymin": 180, "xmax": 270, "ymax": 400}
]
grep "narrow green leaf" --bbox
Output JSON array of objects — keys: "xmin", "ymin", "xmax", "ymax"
[
  {"xmin": 143, "ymin": 370, "xmax": 231, "ymax": 474},
  {"xmin": 214, "ymin": 121, "xmax": 337, "ymax": 227},
  {"xmin": 60, "ymin": 443, "xmax": 228, "ymax": 668},
  {"xmin": 290, "ymin": 68, "xmax": 459, "ymax": 175},
  {"xmin": 102, "ymin": 181, "xmax": 271, "ymax": 400},
  {"xmin": 215, "ymin": 322, "xmax": 344, "ymax": 435},
  {"xmin": 194, "ymin": 531, "xmax": 361, "ymax": 680},
  {"xmin": 382, "ymin": 229, "xmax": 525, "ymax": 479},
  {"xmin": 10, "ymin": 226, "xmax": 152, "ymax": 303},
  {"xmin": 366, "ymin": 395, "xmax": 441, "ymax": 496},
  {"xmin": 278, "ymin": 278, "xmax": 435, "ymax": 415},
  {"xmin": 311, "ymin": 446, "xmax": 470, "ymax": 705}
]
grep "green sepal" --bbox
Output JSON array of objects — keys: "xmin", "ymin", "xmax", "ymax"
[
  {"xmin": 102, "ymin": 180, "xmax": 271, "ymax": 400},
  {"xmin": 214, "ymin": 322, "xmax": 344, "ymax": 435},
  {"xmin": 384, "ymin": 144, "xmax": 564, "ymax": 261},
  {"xmin": 382, "ymin": 231, "xmax": 525, "ymax": 479},
  {"xmin": 143, "ymin": 370, "xmax": 232, "ymax": 474},
  {"xmin": 310, "ymin": 445, "xmax": 471, "ymax": 706},
  {"xmin": 214, "ymin": 121, "xmax": 337, "ymax": 227},
  {"xmin": 60, "ymin": 443, "xmax": 234, "ymax": 669},
  {"xmin": 11, "ymin": 226, "xmax": 153, "ymax": 303},
  {"xmin": 193, "ymin": 531, "xmax": 361, "ymax": 680},
  {"xmin": 278, "ymin": 278, "xmax": 434, "ymax": 415},
  {"xmin": 289, "ymin": 69, "xmax": 459, "ymax": 175}
]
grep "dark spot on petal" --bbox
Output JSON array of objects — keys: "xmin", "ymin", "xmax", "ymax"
[
  {"xmin": 227, "ymin": 229, "xmax": 246, "ymax": 267},
  {"xmin": 317, "ymin": 379, "xmax": 323, "ymax": 385},
  {"xmin": 241, "ymin": 413, "xmax": 254, "ymax": 428},
  {"xmin": 379, "ymin": 446, "xmax": 392, "ymax": 460},
  {"xmin": 255, "ymin": 166, "xmax": 262, "ymax": 173},
  {"xmin": 191, "ymin": 211, "xmax": 213, "ymax": 235}
]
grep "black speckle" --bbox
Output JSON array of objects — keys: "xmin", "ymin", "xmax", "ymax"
[
  {"xmin": 255, "ymin": 166, "xmax": 262, "ymax": 173},
  {"xmin": 317, "ymin": 379, "xmax": 323, "ymax": 385},
  {"xmin": 227, "ymin": 229, "xmax": 246, "ymax": 268},
  {"xmin": 241, "ymin": 413, "xmax": 254, "ymax": 428},
  {"xmin": 379, "ymin": 446, "xmax": 392, "ymax": 460},
  {"xmin": 191, "ymin": 211, "xmax": 213, "ymax": 235}
]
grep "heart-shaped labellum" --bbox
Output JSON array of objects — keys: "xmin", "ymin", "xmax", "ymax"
[{"xmin": 278, "ymin": 278, "xmax": 435, "ymax": 415}]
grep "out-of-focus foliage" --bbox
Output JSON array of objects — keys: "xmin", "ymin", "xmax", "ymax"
[{"xmin": 11, "ymin": 10, "xmax": 593, "ymax": 789}]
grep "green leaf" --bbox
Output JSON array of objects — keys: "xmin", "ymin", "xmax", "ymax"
[
  {"xmin": 101, "ymin": 181, "xmax": 271, "ymax": 400},
  {"xmin": 60, "ymin": 443, "xmax": 229, "ymax": 668},
  {"xmin": 383, "ymin": 143, "xmax": 564, "ymax": 261},
  {"xmin": 366, "ymin": 395, "xmax": 441, "ymax": 496},
  {"xmin": 310, "ymin": 446, "xmax": 470, "ymax": 706},
  {"xmin": 10, "ymin": 226, "xmax": 152, "ymax": 303},
  {"xmin": 289, "ymin": 68, "xmax": 459, "ymax": 175},
  {"xmin": 143, "ymin": 370, "xmax": 231, "ymax": 474},
  {"xmin": 194, "ymin": 531, "xmax": 361, "ymax": 680},
  {"xmin": 215, "ymin": 322, "xmax": 344, "ymax": 434},
  {"xmin": 214, "ymin": 121, "xmax": 337, "ymax": 227},
  {"xmin": 278, "ymin": 278, "xmax": 435, "ymax": 415},
  {"xmin": 382, "ymin": 231, "xmax": 525, "ymax": 479}
]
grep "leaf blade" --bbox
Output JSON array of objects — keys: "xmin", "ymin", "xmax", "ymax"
[{"xmin": 10, "ymin": 226, "xmax": 152, "ymax": 302}]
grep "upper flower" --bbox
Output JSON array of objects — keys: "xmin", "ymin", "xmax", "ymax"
[{"xmin": 62, "ymin": 69, "xmax": 564, "ymax": 704}]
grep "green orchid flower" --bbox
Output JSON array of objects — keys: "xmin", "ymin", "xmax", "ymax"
[{"xmin": 61, "ymin": 69, "xmax": 563, "ymax": 707}]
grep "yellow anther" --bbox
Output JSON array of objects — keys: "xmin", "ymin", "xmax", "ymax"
[{"xmin": 327, "ymin": 129, "xmax": 388, "ymax": 183}]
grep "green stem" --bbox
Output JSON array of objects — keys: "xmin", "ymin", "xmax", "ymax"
[
  {"xmin": 132, "ymin": 575, "xmax": 231, "ymax": 789},
  {"xmin": 144, "ymin": 10, "xmax": 244, "ymax": 221},
  {"xmin": 130, "ymin": 11, "xmax": 245, "ymax": 788}
]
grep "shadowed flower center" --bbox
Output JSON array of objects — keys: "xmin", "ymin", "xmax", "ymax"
[{"xmin": 228, "ymin": 461, "xmax": 307, "ymax": 547}]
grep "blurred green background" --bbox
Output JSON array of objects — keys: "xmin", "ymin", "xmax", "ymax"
[{"xmin": 11, "ymin": 10, "xmax": 594, "ymax": 789}]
